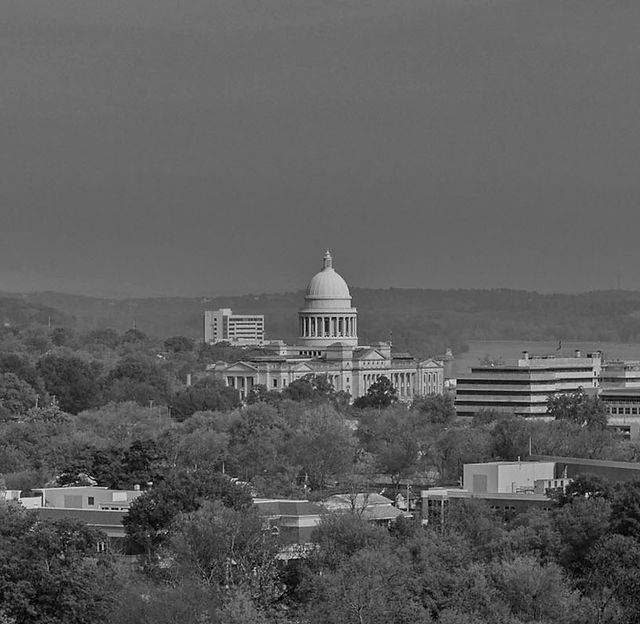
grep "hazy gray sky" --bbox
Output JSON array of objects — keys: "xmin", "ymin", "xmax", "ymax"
[{"xmin": 2, "ymin": 0, "xmax": 640, "ymax": 297}]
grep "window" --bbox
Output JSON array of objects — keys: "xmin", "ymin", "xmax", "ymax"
[
  {"xmin": 273, "ymin": 379, "xmax": 278, "ymax": 388},
  {"xmin": 88, "ymin": 496, "xmax": 95, "ymax": 506}
]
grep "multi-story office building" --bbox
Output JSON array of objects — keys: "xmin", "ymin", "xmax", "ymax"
[
  {"xmin": 596, "ymin": 361, "xmax": 640, "ymax": 439},
  {"xmin": 203, "ymin": 308, "xmax": 265, "ymax": 345},
  {"xmin": 213, "ymin": 251, "xmax": 444, "ymax": 401},
  {"xmin": 600, "ymin": 387, "xmax": 640, "ymax": 438},
  {"xmin": 600, "ymin": 361, "xmax": 640, "ymax": 388},
  {"xmin": 455, "ymin": 351, "xmax": 602, "ymax": 417}
]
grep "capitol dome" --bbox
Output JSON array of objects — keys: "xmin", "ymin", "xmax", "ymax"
[
  {"xmin": 298, "ymin": 251, "xmax": 358, "ymax": 348},
  {"xmin": 305, "ymin": 250, "xmax": 351, "ymax": 300}
]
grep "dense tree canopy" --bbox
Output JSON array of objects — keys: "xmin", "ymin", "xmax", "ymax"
[
  {"xmin": 171, "ymin": 377, "xmax": 240, "ymax": 420},
  {"xmin": 547, "ymin": 389, "xmax": 608, "ymax": 429},
  {"xmin": 353, "ymin": 375, "xmax": 398, "ymax": 409},
  {"xmin": 104, "ymin": 354, "xmax": 170, "ymax": 405},
  {"xmin": 124, "ymin": 468, "xmax": 252, "ymax": 555},
  {"xmin": 37, "ymin": 352, "xmax": 101, "ymax": 414},
  {"xmin": 0, "ymin": 503, "xmax": 116, "ymax": 624},
  {"xmin": 4, "ymin": 319, "xmax": 640, "ymax": 623},
  {"xmin": 0, "ymin": 373, "xmax": 37, "ymax": 418}
]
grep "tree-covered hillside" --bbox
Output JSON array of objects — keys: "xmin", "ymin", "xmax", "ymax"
[
  {"xmin": 5, "ymin": 288, "xmax": 640, "ymax": 358},
  {"xmin": 0, "ymin": 296, "xmax": 73, "ymax": 328}
]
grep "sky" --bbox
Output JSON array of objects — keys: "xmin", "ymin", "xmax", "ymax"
[{"xmin": 2, "ymin": 0, "xmax": 640, "ymax": 297}]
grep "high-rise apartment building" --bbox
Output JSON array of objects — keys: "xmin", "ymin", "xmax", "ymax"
[{"xmin": 203, "ymin": 308, "xmax": 265, "ymax": 345}]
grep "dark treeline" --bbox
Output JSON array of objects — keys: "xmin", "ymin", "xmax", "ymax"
[
  {"xmin": 5, "ymin": 288, "xmax": 640, "ymax": 358},
  {"xmin": 3, "ymin": 324, "xmax": 640, "ymax": 622}
]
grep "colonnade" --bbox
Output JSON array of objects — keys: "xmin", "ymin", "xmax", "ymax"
[
  {"xmin": 362, "ymin": 373, "xmax": 380, "ymax": 390},
  {"xmin": 390, "ymin": 371, "xmax": 416, "ymax": 397},
  {"xmin": 422, "ymin": 371, "xmax": 441, "ymax": 394},
  {"xmin": 225, "ymin": 375, "xmax": 254, "ymax": 399},
  {"xmin": 299, "ymin": 314, "xmax": 357, "ymax": 339}
]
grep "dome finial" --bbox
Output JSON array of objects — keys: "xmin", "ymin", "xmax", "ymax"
[{"xmin": 323, "ymin": 249, "xmax": 333, "ymax": 270}]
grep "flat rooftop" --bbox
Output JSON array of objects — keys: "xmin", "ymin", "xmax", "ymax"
[
  {"xmin": 600, "ymin": 388, "xmax": 640, "ymax": 397},
  {"xmin": 530, "ymin": 455, "xmax": 640, "ymax": 471},
  {"xmin": 464, "ymin": 460, "xmax": 553, "ymax": 467}
]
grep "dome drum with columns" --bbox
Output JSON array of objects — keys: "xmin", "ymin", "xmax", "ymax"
[{"xmin": 298, "ymin": 251, "xmax": 358, "ymax": 348}]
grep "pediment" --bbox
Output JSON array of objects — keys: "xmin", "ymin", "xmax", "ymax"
[
  {"xmin": 355, "ymin": 349, "xmax": 387, "ymax": 362},
  {"xmin": 223, "ymin": 361, "xmax": 259, "ymax": 373},
  {"xmin": 291, "ymin": 362, "xmax": 314, "ymax": 372},
  {"xmin": 420, "ymin": 359, "xmax": 443, "ymax": 368}
]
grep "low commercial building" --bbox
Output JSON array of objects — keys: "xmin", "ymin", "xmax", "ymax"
[
  {"xmin": 421, "ymin": 459, "xmax": 569, "ymax": 529},
  {"xmin": 421, "ymin": 455, "xmax": 640, "ymax": 529},
  {"xmin": 420, "ymin": 488, "xmax": 553, "ymax": 529},
  {"xmin": 34, "ymin": 485, "xmax": 142, "ymax": 511},
  {"xmin": 455, "ymin": 351, "xmax": 602, "ymax": 417},
  {"xmin": 253, "ymin": 498, "xmax": 324, "ymax": 547},
  {"xmin": 463, "ymin": 460, "xmax": 555, "ymax": 494},
  {"xmin": 2, "ymin": 486, "xmax": 143, "ymax": 545}
]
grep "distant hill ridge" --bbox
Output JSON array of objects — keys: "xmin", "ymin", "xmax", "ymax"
[
  {"xmin": 0, "ymin": 295, "xmax": 74, "ymax": 329},
  {"xmin": 2, "ymin": 288, "xmax": 640, "ymax": 359}
]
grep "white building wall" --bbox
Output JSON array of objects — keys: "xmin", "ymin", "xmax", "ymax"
[
  {"xmin": 464, "ymin": 462, "xmax": 555, "ymax": 494},
  {"xmin": 204, "ymin": 308, "xmax": 265, "ymax": 345},
  {"xmin": 497, "ymin": 462, "xmax": 555, "ymax": 493}
]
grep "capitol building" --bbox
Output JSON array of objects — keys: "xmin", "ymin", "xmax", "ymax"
[{"xmin": 213, "ymin": 251, "xmax": 444, "ymax": 402}]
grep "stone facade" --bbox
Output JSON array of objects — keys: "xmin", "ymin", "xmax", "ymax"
[{"xmin": 213, "ymin": 251, "xmax": 444, "ymax": 402}]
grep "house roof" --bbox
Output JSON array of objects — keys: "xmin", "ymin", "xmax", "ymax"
[
  {"xmin": 324, "ymin": 493, "xmax": 394, "ymax": 508},
  {"xmin": 321, "ymin": 493, "xmax": 406, "ymax": 521},
  {"xmin": 254, "ymin": 499, "xmax": 324, "ymax": 517},
  {"xmin": 359, "ymin": 505, "xmax": 405, "ymax": 521}
]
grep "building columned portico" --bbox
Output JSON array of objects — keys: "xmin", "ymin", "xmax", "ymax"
[{"xmin": 213, "ymin": 251, "xmax": 444, "ymax": 402}]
